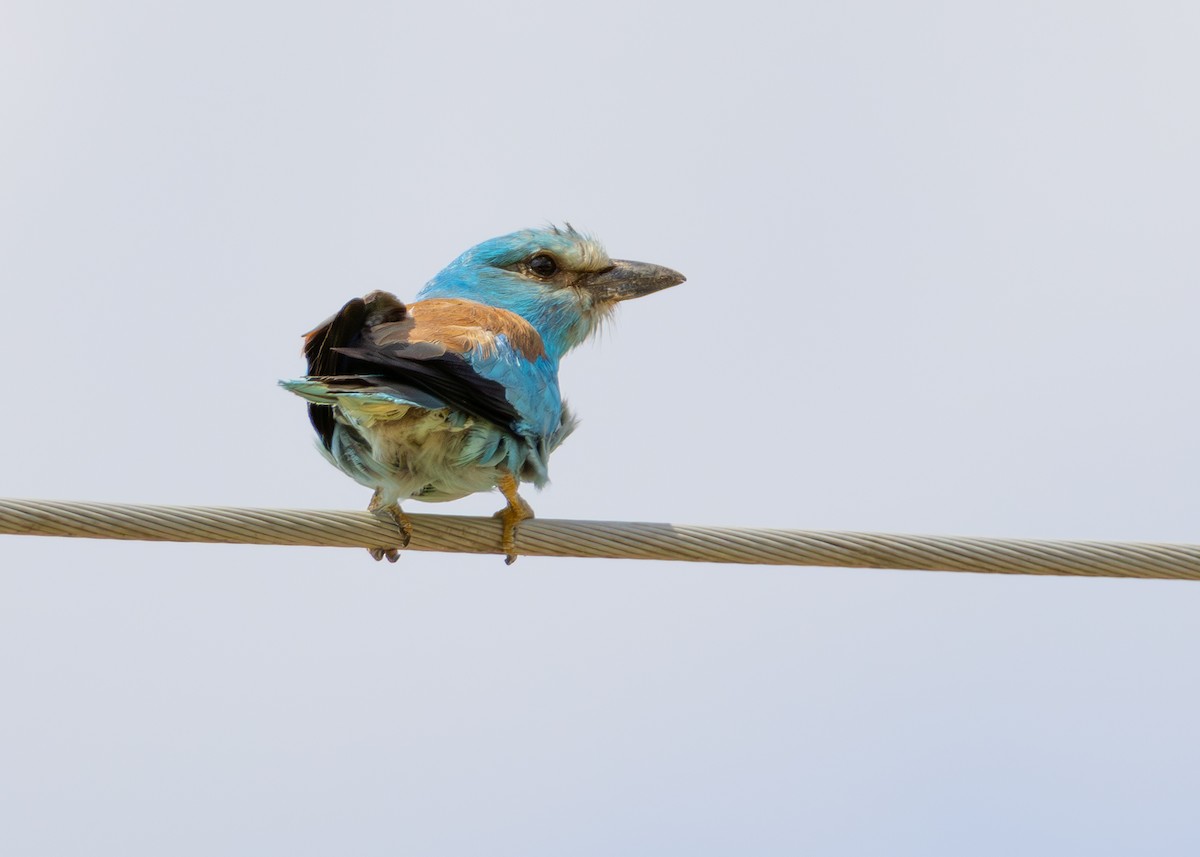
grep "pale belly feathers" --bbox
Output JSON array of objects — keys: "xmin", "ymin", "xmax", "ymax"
[{"xmin": 319, "ymin": 399, "xmax": 550, "ymax": 506}]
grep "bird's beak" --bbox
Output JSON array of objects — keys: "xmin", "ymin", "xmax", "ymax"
[{"xmin": 582, "ymin": 259, "xmax": 686, "ymax": 302}]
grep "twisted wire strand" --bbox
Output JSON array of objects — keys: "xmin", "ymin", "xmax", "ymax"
[{"xmin": 2, "ymin": 497, "xmax": 1199, "ymax": 580}]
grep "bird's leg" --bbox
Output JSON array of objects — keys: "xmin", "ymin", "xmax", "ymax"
[
  {"xmin": 367, "ymin": 487, "xmax": 412, "ymax": 563},
  {"xmin": 493, "ymin": 472, "xmax": 534, "ymax": 565}
]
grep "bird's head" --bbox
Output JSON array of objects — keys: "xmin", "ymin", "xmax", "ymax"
[{"xmin": 416, "ymin": 225, "xmax": 685, "ymax": 361}]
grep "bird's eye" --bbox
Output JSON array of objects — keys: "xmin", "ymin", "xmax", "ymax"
[{"xmin": 529, "ymin": 254, "xmax": 557, "ymax": 278}]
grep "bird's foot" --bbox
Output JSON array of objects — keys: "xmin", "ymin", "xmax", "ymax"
[
  {"xmin": 367, "ymin": 489, "xmax": 411, "ymax": 562},
  {"xmin": 494, "ymin": 473, "xmax": 534, "ymax": 565}
]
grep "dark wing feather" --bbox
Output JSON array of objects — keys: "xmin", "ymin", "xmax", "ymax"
[
  {"xmin": 301, "ymin": 297, "xmax": 371, "ymax": 449},
  {"xmin": 330, "ymin": 345, "xmax": 520, "ymax": 432},
  {"xmin": 301, "ymin": 291, "xmax": 521, "ymax": 450},
  {"xmin": 303, "ymin": 297, "xmax": 369, "ymax": 377}
]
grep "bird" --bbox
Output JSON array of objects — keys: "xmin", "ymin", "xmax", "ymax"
[{"xmin": 280, "ymin": 225, "xmax": 685, "ymax": 563}]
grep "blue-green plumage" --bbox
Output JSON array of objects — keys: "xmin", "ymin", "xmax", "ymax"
[{"xmin": 281, "ymin": 225, "xmax": 684, "ymax": 562}]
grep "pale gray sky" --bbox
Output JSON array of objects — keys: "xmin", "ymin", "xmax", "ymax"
[{"xmin": 2, "ymin": 1, "xmax": 1200, "ymax": 854}]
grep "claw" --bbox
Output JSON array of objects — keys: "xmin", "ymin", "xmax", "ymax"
[
  {"xmin": 494, "ymin": 472, "xmax": 534, "ymax": 564},
  {"xmin": 367, "ymin": 488, "xmax": 411, "ymax": 562}
]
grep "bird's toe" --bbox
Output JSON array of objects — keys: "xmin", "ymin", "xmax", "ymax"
[
  {"xmin": 368, "ymin": 489, "xmax": 412, "ymax": 555},
  {"xmin": 494, "ymin": 475, "xmax": 534, "ymax": 565}
]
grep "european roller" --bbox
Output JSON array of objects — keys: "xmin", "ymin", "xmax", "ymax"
[{"xmin": 281, "ymin": 226, "xmax": 684, "ymax": 563}]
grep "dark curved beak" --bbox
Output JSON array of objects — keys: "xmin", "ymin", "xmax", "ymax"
[{"xmin": 582, "ymin": 259, "xmax": 686, "ymax": 302}]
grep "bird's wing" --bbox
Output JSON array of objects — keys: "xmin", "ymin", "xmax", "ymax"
[
  {"xmin": 389, "ymin": 297, "xmax": 563, "ymax": 439},
  {"xmin": 283, "ymin": 292, "xmax": 555, "ymax": 447}
]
